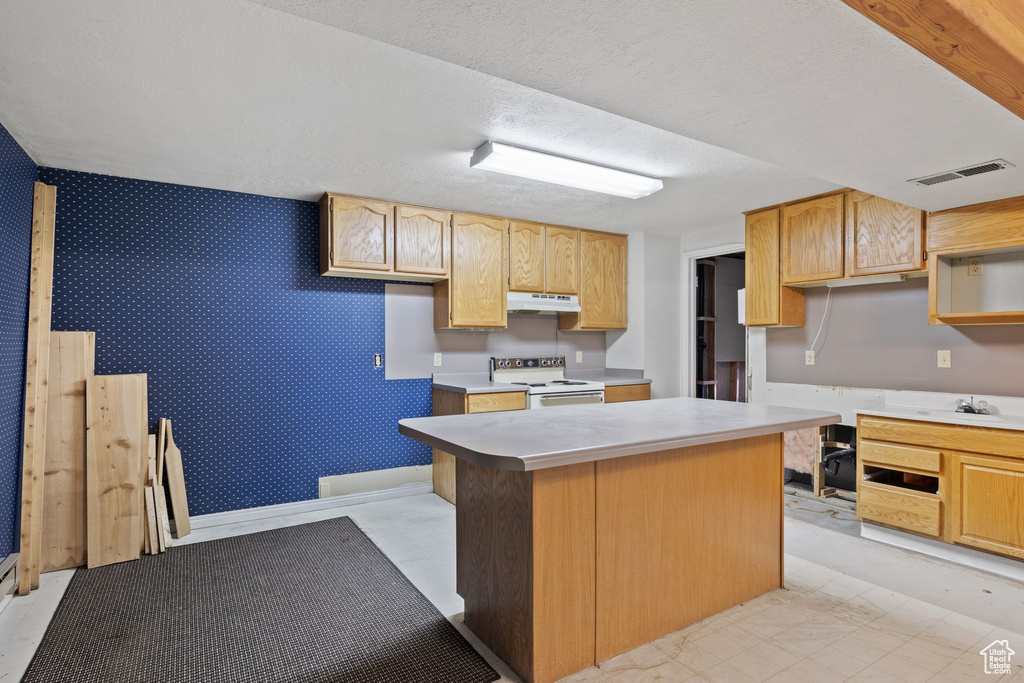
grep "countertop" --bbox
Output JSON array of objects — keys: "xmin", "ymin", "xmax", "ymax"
[
  {"xmin": 399, "ymin": 397, "xmax": 840, "ymax": 471},
  {"xmin": 431, "ymin": 369, "xmax": 650, "ymax": 394},
  {"xmin": 856, "ymin": 407, "xmax": 1024, "ymax": 432}
]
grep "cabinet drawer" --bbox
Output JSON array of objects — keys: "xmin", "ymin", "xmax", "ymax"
[
  {"xmin": 859, "ymin": 483, "xmax": 941, "ymax": 538},
  {"xmin": 466, "ymin": 391, "xmax": 526, "ymax": 414},
  {"xmin": 604, "ymin": 384, "xmax": 651, "ymax": 403},
  {"xmin": 859, "ymin": 440, "xmax": 940, "ymax": 473}
]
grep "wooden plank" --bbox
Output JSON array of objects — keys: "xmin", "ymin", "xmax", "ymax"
[
  {"xmin": 153, "ymin": 485, "xmax": 170, "ymax": 552},
  {"xmin": 164, "ymin": 420, "xmax": 191, "ymax": 537},
  {"xmin": 41, "ymin": 331, "xmax": 95, "ymax": 573},
  {"xmin": 85, "ymin": 374, "xmax": 148, "ymax": 567},
  {"xmin": 840, "ymin": 0, "xmax": 1024, "ymax": 123},
  {"xmin": 603, "ymin": 383, "xmax": 651, "ymax": 403},
  {"xmin": 465, "ymin": 391, "xmax": 526, "ymax": 414},
  {"xmin": 156, "ymin": 418, "xmax": 167, "ymax": 486},
  {"xmin": 17, "ymin": 182, "xmax": 57, "ymax": 595},
  {"xmin": 594, "ymin": 435, "xmax": 783, "ymax": 662},
  {"xmin": 143, "ymin": 487, "xmax": 159, "ymax": 556},
  {"xmin": 859, "ymin": 482, "xmax": 942, "ymax": 538}
]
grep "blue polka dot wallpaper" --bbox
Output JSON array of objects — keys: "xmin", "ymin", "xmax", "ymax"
[
  {"xmin": 39, "ymin": 167, "xmax": 433, "ymax": 517},
  {"xmin": 0, "ymin": 122, "xmax": 36, "ymax": 558}
]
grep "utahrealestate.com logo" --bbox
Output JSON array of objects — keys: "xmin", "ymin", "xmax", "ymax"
[{"xmin": 980, "ymin": 640, "xmax": 1015, "ymax": 675}]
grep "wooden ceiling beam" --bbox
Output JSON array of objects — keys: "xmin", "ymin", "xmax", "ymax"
[{"xmin": 839, "ymin": 0, "xmax": 1024, "ymax": 121}]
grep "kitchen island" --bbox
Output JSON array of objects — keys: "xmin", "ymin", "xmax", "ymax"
[{"xmin": 399, "ymin": 398, "xmax": 840, "ymax": 683}]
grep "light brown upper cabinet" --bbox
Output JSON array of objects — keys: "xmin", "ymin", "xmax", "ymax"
[
  {"xmin": 320, "ymin": 194, "xmax": 394, "ymax": 276},
  {"xmin": 846, "ymin": 192, "xmax": 926, "ymax": 276},
  {"xmin": 435, "ymin": 213, "xmax": 509, "ymax": 329},
  {"xmin": 509, "ymin": 221, "xmax": 546, "ymax": 293},
  {"xmin": 781, "ymin": 194, "xmax": 845, "ymax": 285},
  {"xmin": 545, "ymin": 227, "xmax": 579, "ymax": 295},
  {"xmin": 319, "ymin": 193, "xmax": 449, "ymax": 282},
  {"xmin": 559, "ymin": 231, "xmax": 627, "ymax": 331},
  {"xmin": 395, "ymin": 205, "xmax": 451, "ymax": 278},
  {"xmin": 744, "ymin": 209, "xmax": 804, "ymax": 327}
]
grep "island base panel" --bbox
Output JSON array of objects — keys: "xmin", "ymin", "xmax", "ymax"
[
  {"xmin": 456, "ymin": 459, "xmax": 596, "ymax": 683},
  {"xmin": 595, "ymin": 434, "xmax": 783, "ymax": 661},
  {"xmin": 455, "ymin": 433, "xmax": 784, "ymax": 683}
]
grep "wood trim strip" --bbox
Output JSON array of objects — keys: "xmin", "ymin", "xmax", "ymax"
[
  {"xmin": 17, "ymin": 182, "xmax": 57, "ymax": 595},
  {"xmin": 839, "ymin": 0, "xmax": 1024, "ymax": 123}
]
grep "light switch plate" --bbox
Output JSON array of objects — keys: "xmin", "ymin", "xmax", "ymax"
[
  {"xmin": 433, "ymin": 352, "xmax": 442, "ymax": 367},
  {"xmin": 937, "ymin": 350, "xmax": 951, "ymax": 368},
  {"xmin": 576, "ymin": 351, "xmax": 583, "ymax": 363},
  {"xmin": 805, "ymin": 350, "xmax": 815, "ymax": 366}
]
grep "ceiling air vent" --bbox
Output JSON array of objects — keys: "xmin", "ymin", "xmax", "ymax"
[{"xmin": 909, "ymin": 159, "xmax": 1015, "ymax": 186}]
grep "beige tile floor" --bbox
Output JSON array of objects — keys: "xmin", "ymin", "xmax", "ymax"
[{"xmin": 0, "ymin": 492, "xmax": 1022, "ymax": 682}]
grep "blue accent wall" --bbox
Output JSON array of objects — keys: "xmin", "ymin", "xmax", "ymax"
[
  {"xmin": 0, "ymin": 123, "xmax": 37, "ymax": 557},
  {"xmin": 39, "ymin": 168, "xmax": 432, "ymax": 516}
]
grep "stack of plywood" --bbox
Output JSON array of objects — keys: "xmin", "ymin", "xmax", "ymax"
[{"xmin": 15, "ymin": 181, "xmax": 192, "ymax": 593}]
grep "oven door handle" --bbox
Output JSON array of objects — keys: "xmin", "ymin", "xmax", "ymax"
[{"xmin": 538, "ymin": 392, "xmax": 604, "ymax": 401}]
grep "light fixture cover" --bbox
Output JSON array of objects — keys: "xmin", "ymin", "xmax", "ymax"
[
  {"xmin": 826, "ymin": 274, "xmax": 907, "ymax": 288},
  {"xmin": 470, "ymin": 141, "xmax": 663, "ymax": 198}
]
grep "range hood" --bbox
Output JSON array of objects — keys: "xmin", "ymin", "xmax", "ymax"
[{"xmin": 507, "ymin": 291, "xmax": 581, "ymax": 314}]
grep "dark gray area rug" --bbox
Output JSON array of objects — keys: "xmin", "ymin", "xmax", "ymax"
[{"xmin": 23, "ymin": 517, "xmax": 499, "ymax": 683}]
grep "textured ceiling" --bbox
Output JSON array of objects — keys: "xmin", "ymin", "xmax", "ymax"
[
  {"xmin": 0, "ymin": 0, "xmax": 1019, "ymax": 240},
  {"xmin": 0, "ymin": 0, "xmax": 840, "ymax": 235},
  {"xmin": 253, "ymin": 0, "xmax": 1024, "ymax": 212}
]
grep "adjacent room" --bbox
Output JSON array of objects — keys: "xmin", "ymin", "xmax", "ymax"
[{"xmin": 2, "ymin": 1, "xmax": 1023, "ymax": 681}]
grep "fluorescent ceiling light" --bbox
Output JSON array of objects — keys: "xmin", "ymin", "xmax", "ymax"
[
  {"xmin": 470, "ymin": 141, "xmax": 663, "ymax": 199},
  {"xmin": 826, "ymin": 274, "xmax": 907, "ymax": 288}
]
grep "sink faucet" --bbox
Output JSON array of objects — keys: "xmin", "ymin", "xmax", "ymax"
[{"xmin": 956, "ymin": 397, "xmax": 990, "ymax": 415}]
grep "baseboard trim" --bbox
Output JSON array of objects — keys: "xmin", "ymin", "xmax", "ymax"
[
  {"xmin": 188, "ymin": 482, "xmax": 434, "ymax": 530},
  {"xmin": 861, "ymin": 523, "xmax": 1024, "ymax": 583}
]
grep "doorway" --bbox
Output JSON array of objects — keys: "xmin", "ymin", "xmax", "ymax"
[{"xmin": 683, "ymin": 246, "xmax": 747, "ymax": 401}]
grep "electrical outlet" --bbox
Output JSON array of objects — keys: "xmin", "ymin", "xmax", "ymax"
[
  {"xmin": 968, "ymin": 257, "xmax": 983, "ymax": 276},
  {"xmin": 433, "ymin": 352, "xmax": 442, "ymax": 367},
  {"xmin": 319, "ymin": 481, "xmax": 331, "ymax": 499},
  {"xmin": 576, "ymin": 351, "xmax": 583, "ymax": 363},
  {"xmin": 805, "ymin": 350, "xmax": 815, "ymax": 366},
  {"xmin": 937, "ymin": 350, "xmax": 951, "ymax": 368},
  {"xmin": 373, "ymin": 353, "xmax": 383, "ymax": 368}
]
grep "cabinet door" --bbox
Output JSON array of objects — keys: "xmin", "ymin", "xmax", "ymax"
[
  {"xmin": 781, "ymin": 194, "xmax": 845, "ymax": 284},
  {"xmin": 951, "ymin": 453, "xmax": 1024, "ymax": 560},
  {"xmin": 509, "ymin": 221, "xmax": 545, "ymax": 293},
  {"xmin": 450, "ymin": 214, "xmax": 509, "ymax": 328},
  {"xmin": 545, "ymin": 227, "xmax": 579, "ymax": 295},
  {"xmin": 577, "ymin": 231, "xmax": 628, "ymax": 329},
  {"xmin": 327, "ymin": 196, "xmax": 394, "ymax": 272},
  {"xmin": 846, "ymin": 191, "xmax": 925, "ymax": 276},
  {"xmin": 395, "ymin": 205, "xmax": 450, "ymax": 277}
]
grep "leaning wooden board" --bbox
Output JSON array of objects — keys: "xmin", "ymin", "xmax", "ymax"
[
  {"xmin": 41, "ymin": 331, "xmax": 95, "ymax": 573},
  {"xmin": 17, "ymin": 182, "xmax": 57, "ymax": 595},
  {"xmin": 85, "ymin": 374, "xmax": 148, "ymax": 568},
  {"xmin": 163, "ymin": 420, "xmax": 191, "ymax": 537}
]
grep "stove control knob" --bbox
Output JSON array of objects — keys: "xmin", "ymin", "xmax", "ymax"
[{"xmin": 515, "ymin": 359, "xmax": 523, "ymax": 367}]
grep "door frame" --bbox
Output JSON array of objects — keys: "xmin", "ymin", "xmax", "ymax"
[{"xmin": 680, "ymin": 242, "xmax": 746, "ymax": 399}]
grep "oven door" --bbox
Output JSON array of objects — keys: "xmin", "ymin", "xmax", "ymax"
[{"xmin": 528, "ymin": 391, "xmax": 605, "ymax": 409}]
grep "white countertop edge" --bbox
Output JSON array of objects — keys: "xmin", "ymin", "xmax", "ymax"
[
  {"xmin": 855, "ymin": 407, "xmax": 1024, "ymax": 432},
  {"xmin": 399, "ymin": 413, "xmax": 841, "ymax": 472}
]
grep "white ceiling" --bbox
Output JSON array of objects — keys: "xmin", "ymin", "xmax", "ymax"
[{"xmin": 0, "ymin": 0, "xmax": 1020, "ymax": 238}]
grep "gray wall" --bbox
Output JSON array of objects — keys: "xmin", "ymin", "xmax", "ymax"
[
  {"xmin": 384, "ymin": 283, "xmax": 607, "ymax": 379},
  {"xmin": 766, "ymin": 278, "xmax": 1024, "ymax": 397},
  {"xmin": 715, "ymin": 256, "xmax": 745, "ymax": 363}
]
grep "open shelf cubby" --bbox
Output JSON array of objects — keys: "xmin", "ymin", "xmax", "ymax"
[
  {"xmin": 863, "ymin": 465, "xmax": 939, "ymax": 495},
  {"xmin": 932, "ymin": 246, "xmax": 1024, "ymax": 325}
]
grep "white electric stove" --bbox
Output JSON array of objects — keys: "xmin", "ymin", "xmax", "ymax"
[{"xmin": 490, "ymin": 356, "xmax": 605, "ymax": 409}]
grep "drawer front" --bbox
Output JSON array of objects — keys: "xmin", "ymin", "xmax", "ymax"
[
  {"xmin": 859, "ymin": 482, "xmax": 941, "ymax": 538},
  {"xmin": 604, "ymin": 384, "xmax": 651, "ymax": 403},
  {"xmin": 859, "ymin": 440, "xmax": 940, "ymax": 473},
  {"xmin": 466, "ymin": 391, "xmax": 526, "ymax": 414},
  {"xmin": 857, "ymin": 416, "xmax": 1024, "ymax": 460}
]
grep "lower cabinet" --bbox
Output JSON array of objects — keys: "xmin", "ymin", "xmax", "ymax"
[
  {"xmin": 604, "ymin": 383, "xmax": 651, "ymax": 403},
  {"xmin": 431, "ymin": 389, "xmax": 526, "ymax": 504},
  {"xmin": 951, "ymin": 453, "xmax": 1024, "ymax": 560},
  {"xmin": 857, "ymin": 416, "xmax": 1024, "ymax": 562}
]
